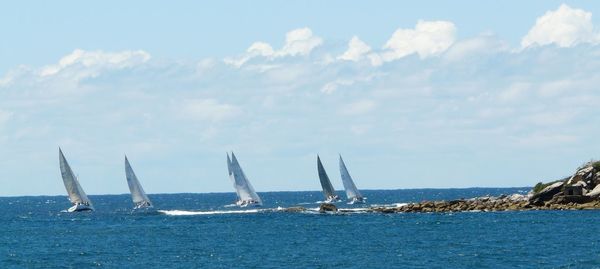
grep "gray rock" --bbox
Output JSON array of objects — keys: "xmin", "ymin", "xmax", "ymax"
[
  {"xmin": 529, "ymin": 181, "xmax": 564, "ymax": 205},
  {"xmin": 568, "ymin": 166, "xmax": 594, "ymax": 184},
  {"xmin": 319, "ymin": 203, "xmax": 338, "ymax": 213},
  {"xmin": 586, "ymin": 184, "xmax": 600, "ymax": 198}
]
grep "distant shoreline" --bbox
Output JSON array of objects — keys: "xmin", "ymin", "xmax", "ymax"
[{"xmin": 0, "ymin": 186, "xmax": 531, "ymax": 198}]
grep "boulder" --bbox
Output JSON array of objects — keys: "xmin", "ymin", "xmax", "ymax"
[
  {"xmin": 586, "ymin": 184, "xmax": 600, "ymax": 198},
  {"xmin": 573, "ymin": 180, "xmax": 588, "ymax": 189},
  {"xmin": 319, "ymin": 203, "xmax": 338, "ymax": 213},
  {"xmin": 567, "ymin": 166, "xmax": 594, "ymax": 184},
  {"xmin": 529, "ymin": 181, "xmax": 564, "ymax": 205}
]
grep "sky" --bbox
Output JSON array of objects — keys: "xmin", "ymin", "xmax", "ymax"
[{"xmin": 2, "ymin": 1, "xmax": 600, "ymax": 196}]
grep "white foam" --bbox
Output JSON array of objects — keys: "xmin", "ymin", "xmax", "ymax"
[
  {"xmin": 371, "ymin": 203, "xmax": 407, "ymax": 208},
  {"xmin": 158, "ymin": 209, "xmax": 261, "ymax": 216},
  {"xmin": 339, "ymin": 207, "xmax": 370, "ymax": 212}
]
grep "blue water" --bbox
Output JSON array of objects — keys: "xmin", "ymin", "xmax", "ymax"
[{"xmin": 2, "ymin": 188, "xmax": 600, "ymax": 268}]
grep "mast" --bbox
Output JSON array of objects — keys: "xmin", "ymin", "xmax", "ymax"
[
  {"xmin": 339, "ymin": 155, "xmax": 363, "ymax": 200},
  {"xmin": 59, "ymin": 149, "xmax": 92, "ymax": 207},
  {"xmin": 317, "ymin": 155, "xmax": 337, "ymax": 199},
  {"xmin": 124, "ymin": 156, "xmax": 152, "ymax": 208}
]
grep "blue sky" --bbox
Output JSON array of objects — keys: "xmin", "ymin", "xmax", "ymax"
[{"xmin": 2, "ymin": 1, "xmax": 600, "ymax": 196}]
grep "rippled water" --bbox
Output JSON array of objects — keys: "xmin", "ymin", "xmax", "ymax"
[{"xmin": 2, "ymin": 188, "xmax": 600, "ymax": 268}]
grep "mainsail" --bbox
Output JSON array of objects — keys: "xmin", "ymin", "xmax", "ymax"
[
  {"xmin": 229, "ymin": 152, "xmax": 262, "ymax": 205},
  {"xmin": 226, "ymin": 153, "xmax": 241, "ymax": 200},
  {"xmin": 339, "ymin": 155, "xmax": 364, "ymax": 201},
  {"xmin": 59, "ymin": 149, "xmax": 93, "ymax": 207},
  {"xmin": 317, "ymin": 155, "xmax": 338, "ymax": 200},
  {"xmin": 125, "ymin": 156, "xmax": 153, "ymax": 208}
]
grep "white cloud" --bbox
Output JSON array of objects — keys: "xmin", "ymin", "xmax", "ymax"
[
  {"xmin": 521, "ymin": 4, "xmax": 598, "ymax": 48},
  {"xmin": 276, "ymin": 28, "xmax": 322, "ymax": 57},
  {"xmin": 338, "ymin": 36, "xmax": 372, "ymax": 61},
  {"xmin": 443, "ymin": 34, "xmax": 508, "ymax": 62},
  {"xmin": 340, "ymin": 100, "xmax": 376, "ymax": 115},
  {"xmin": 380, "ymin": 20, "xmax": 456, "ymax": 61},
  {"xmin": 223, "ymin": 42, "xmax": 275, "ymax": 68},
  {"xmin": 40, "ymin": 49, "xmax": 151, "ymax": 77},
  {"xmin": 179, "ymin": 99, "xmax": 241, "ymax": 122},
  {"xmin": 224, "ymin": 27, "xmax": 322, "ymax": 68}
]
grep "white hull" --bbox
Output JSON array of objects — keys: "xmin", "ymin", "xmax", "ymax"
[
  {"xmin": 67, "ymin": 204, "xmax": 93, "ymax": 212},
  {"xmin": 348, "ymin": 197, "xmax": 366, "ymax": 204},
  {"xmin": 325, "ymin": 195, "xmax": 341, "ymax": 203},
  {"xmin": 236, "ymin": 200, "xmax": 262, "ymax": 207}
]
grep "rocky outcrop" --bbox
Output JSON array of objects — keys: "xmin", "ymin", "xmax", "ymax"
[
  {"xmin": 529, "ymin": 181, "xmax": 564, "ymax": 206},
  {"xmin": 319, "ymin": 203, "xmax": 337, "ymax": 213},
  {"xmin": 586, "ymin": 184, "xmax": 600, "ymax": 198},
  {"xmin": 369, "ymin": 160, "xmax": 600, "ymax": 214}
]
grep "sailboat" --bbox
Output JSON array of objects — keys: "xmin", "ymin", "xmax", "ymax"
[
  {"xmin": 227, "ymin": 152, "xmax": 262, "ymax": 207},
  {"xmin": 125, "ymin": 156, "xmax": 153, "ymax": 210},
  {"xmin": 317, "ymin": 155, "xmax": 340, "ymax": 203},
  {"xmin": 339, "ymin": 155, "xmax": 366, "ymax": 204},
  {"xmin": 59, "ymin": 149, "xmax": 94, "ymax": 212}
]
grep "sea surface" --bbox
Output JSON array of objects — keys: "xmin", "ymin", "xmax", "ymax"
[{"xmin": 2, "ymin": 188, "xmax": 600, "ymax": 268}]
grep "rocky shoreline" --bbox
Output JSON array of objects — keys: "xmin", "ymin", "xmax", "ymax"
[{"xmin": 310, "ymin": 160, "xmax": 600, "ymax": 214}]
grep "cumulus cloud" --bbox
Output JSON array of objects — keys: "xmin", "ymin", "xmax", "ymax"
[
  {"xmin": 338, "ymin": 36, "xmax": 372, "ymax": 61},
  {"xmin": 40, "ymin": 49, "xmax": 151, "ymax": 77},
  {"xmin": 224, "ymin": 27, "xmax": 322, "ymax": 68},
  {"xmin": 179, "ymin": 99, "xmax": 241, "ymax": 122},
  {"xmin": 276, "ymin": 28, "xmax": 323, "ymax": 57},
  {"xmin": 380, "ymin": 20, "xmax": 456, "ymax": 61},
  {"xmin": 521, "ymin": 4, "xmax": 599, "ymax": 48}
]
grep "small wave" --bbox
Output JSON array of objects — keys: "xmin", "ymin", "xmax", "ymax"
[
  {"xmin": 158, "ymin": 209, "xmax": 261, "ymax": 216},
  {"xmin": 339, "ymin": 207, "xmax": 370, "ymax": 212},
  {"xmin": 370, "ymin": 203, "xmax": 407, "ymax": 208}
]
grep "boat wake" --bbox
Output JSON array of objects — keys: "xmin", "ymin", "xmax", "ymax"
[{"xmin": 158, "ymin": 209, "xmax": 261, "ymax": 216}]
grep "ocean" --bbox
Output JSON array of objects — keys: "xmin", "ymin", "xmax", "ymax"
[{"xmin": 2, "ymin": 188, "xmax": 600, "ymax": 268}]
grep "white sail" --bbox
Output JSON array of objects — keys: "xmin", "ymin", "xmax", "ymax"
[
  {"xmin": 339, "ymin": 155, "xmax": 364, "ymax": 201},
  {"xmin": 229, "ymin": 152, "xmax": 262, "ymax": 206},
  {"xmin": 59, "ymin": 149, "xmax": 93, "ymax": 209},
  {"xmin": 125, "ymin": 156, "xmax": 153, "ymax": 209},
  {"xmin": 227, "ymin": 153, "xmax": 241, "ymax": 200},
  {"xmin": 317, "ymin": 155, "xmax": 339, "ymax": 201}
]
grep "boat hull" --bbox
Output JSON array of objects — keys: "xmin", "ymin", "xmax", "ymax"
[
  {"xmin": 236, "ymin": 200, "xmax": 262, "ymax": 207},
  {"xmin": 325, "ymin": 195, "xmax": 341, "ymax": 203},
  {"xmin": 67, "ymin": 204, "xmax": 93, "ymax": 212},
  {"xmin": 348, "ymin": 197, "xmax": 367, "ymax": 204}
]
